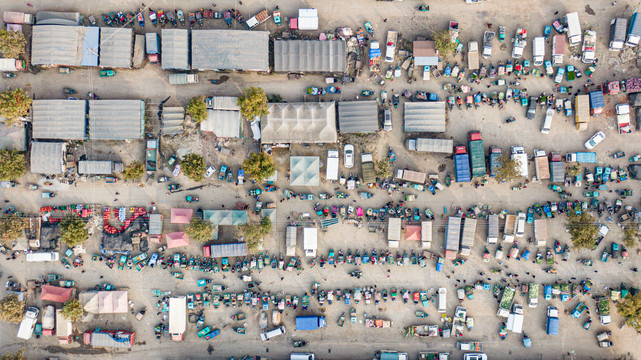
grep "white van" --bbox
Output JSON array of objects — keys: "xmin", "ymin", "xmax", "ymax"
[
  {"xmin": 565, "ymin": 12, "xmax": 582, "ymax": 47},
  {"xmin": 438, "ymin": 288, "xmax": 447, "ymax": 313},
  {"xmin": 515, "ymin": 213, "xmax": 526, "ymax": 238},
  {"xmin": 26, "ymin": 251, "xmax": 60, "ymax": 262},
  {"xmin": 260, "ymin": 326, "xmax": 286, "ymax": 341},
  {"xmin": 291, "ymin": 353, "xmax": 315, "ymax": 360},
  {"xmin": 532, "ymin": 37, "xmax": 545, "ymax": 66},
  {"xmin": 541, "ymin": 109, "xmax": 554, "ymax": 134}
]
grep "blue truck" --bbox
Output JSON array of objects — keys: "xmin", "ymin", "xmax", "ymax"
[
  {"xmin": 589, "ymin": 90, "xmax": 604, "ymax": 116},
  {"xmin": 565, "ymin": 152, "xmax": 597, "ymax": 164},
  {"xmin": 454, "ymin": 146, "xmax": 471, "ymax": 183},
  {"xmin": 489, "ymin": 146, "xmax": 502, "ymax": 177},
  {"xmin": 546, "ymin": 306, "xmax": 560, "ymax": 335},
  {"xmin": 295, "ymin": 315, "xmax": 326, "ymax": 331},
  {"xmin": 626, "ymin": 11, "xmax": 641, "ymax": 46}
]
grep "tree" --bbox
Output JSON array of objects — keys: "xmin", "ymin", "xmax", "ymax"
[
  {"xmin": 495, "ymin": 153, "xmax": 521, "ymax": 182},
  {"xmin": 0, "ymin": 213, "xmax": 27, "ymax": 246},
  {"xmin": 181, "ymin": 153, "xmax": 207, "ymax": 182},
  {"xmin": 433, "ymin": 30, "xmax": 456, "ymax": 58},
  {"xmin": 242, "ymin": 152, "xmax": 276, "ymax": 182},
  {"xmin": 567, "ymin": 212, "xmax": 598, "ymax": 249},
  {"xmin": 0, "ymin": 149, "xmax": 25, "ymax": 181},
  {"xmin": 59, "ymin": 215, "xmax": 88, "ymax": 247},
  {"xmin": 238, "ymin": 217, "xmax": 272, "ymax": 252},
  {"xmin": 0, "ymin": 350, "xmax": 25, "ymax": 360},
  {"xmin": 623, "ymin": 222, "xmax": 641, "ymax": 248},
  {"xmin": 122, "ymin": 161, "xmax": 145, "ymax": 182},
  {"xmin": 237, "ymin": 87, "xmax": 269, "ymax": 119},
  {"xmin": 375, "ymin": 159, "xmax": 392, "ymax": 179},
  {"xmin": 187, "ymin": 96, "xmax": 207, "ymax": 124},
  {"xmin": 617, "ymin": 292, "xmax": 641, "ymax": 333},
  {"xmin": 0, "ymin": 30, "xmax": 26, "ymax": 58},
  {"xmin": 0, "ymin": 89, "xmax": 32, "ymax": 127},
  {"xmin": 0, "ymin": 294, "xmax": 24, "ymax": 324},
  {"xmin": 186, "ymin": 217, "xmax": 213, "ymax": 242},
  {"xmin": 61, "ymin": 299, "xmax": 83, "ymax": 322}
]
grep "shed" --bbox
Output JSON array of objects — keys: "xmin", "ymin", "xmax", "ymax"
[
  {"xmin": 286, "ymin": 226, "xmax": 297, "ymax": 256},
  {"xmin": 40, "ymin": 285, "xmax": 73, "ymax": 303},
  {"xmin": 298, "ymin": 9, "xmax": 319, "ymax": 30},
  {"xmin": 388, "ymin": 218, "xmax": 402, "ymax": 241},
  {"xmin": 421, "ymin": 221, "xmax": 433, "ymax": 249},
  {"xmin": 32, "ymin": 25, "xmax": 98, "ymax": 66},
  {"xmin": 273, "ymin": 40, "xmax": 346, "ymax": 73},
  {"xmin": 201, "ymin": 109, "xmax": 241, "ymax": 137},
  {"xmin": 303, "ymin": 227, "xmax": 317, "ymax": 257},
  {"xmin": 31, "ymin": 99, "xmax": 87, "ymax": 140},
  {"xmin": 166, "ymin": 232, "xmax": 190, "ymax": 249},
  {"xmin": 413, "ymin": 40, "xmax": 439, "ymax": 66},
  {"xmin": 98, "ymin": 291, "xmax": 128, "ymax": 313},
  {"xmin": 404, "ymin": 102, "xmax": 446, "ymax": 132},
  {"xmin": 169, "ymin": 296, "xmax": 186, "ymax": 340},
  {"xmin": 161, "ymin": 106, "xmax": 185, "ymax": 136},
  {"xmin": 209, "ymin": 242, "xmax": 248, "ymax": 257},
  {"xmin": 88, "ymin": 100, "xmax": 145, "ymax": 140},
  {"xmin": 204, "ymin": 210, "xmax": 248, "ymax": 226},
  {"xmin": 406, "ymin": 225, "xmax": 421, "ymax": 241},
  {"xmin": 290, "ymin": 156, "xmax": 320, "ymax": 186},
  {"xmin": 338, "ymin": 101, "xmax": 379, "ymax": 133},
  {"xmin": 261, "ymin": 103, "xmax": 337, "ymax": 144},
  {"xmin": 415, "ymin": 138, "xmax": 454, "ymax": 153},
  {"xmin": 99, "ymin": 27, "xmax": 133, "ymax": 68},
  {"xmin": 30, "ymin": 142, "xmax": 66, "ymax": 174},
  {"xmin": 161, "ymin": 29, "xmax": 190, "ymax": 70},
  {"xmin": 171, "ymin": 208, "xmax": 193, "ymax": 224},
  {"xmin": 191, "ymin": 30, "xmax": 269, "ymax": 71}
]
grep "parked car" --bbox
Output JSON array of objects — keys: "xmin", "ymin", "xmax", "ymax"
[
  {"xmin": 584, "ymin": 131, "xmax": 606, "ymax": 149},
  {"xmin": 344, "ymin": 144, "xmax": 354, "ymax": 168},
  {"xmin": 205, "ymin": 166, "xmax": 216, "ymax": 178},
  {"xmin": 383, "ymin": 109, "xmax": 392, "ymax": 131},
  {"xmin": 527, "ymin": 97, "xmax": 537, "ymax": 119}
]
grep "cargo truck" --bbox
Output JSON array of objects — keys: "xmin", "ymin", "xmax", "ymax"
[
  {"xmin": 565, "ymin": 12, "xmax": 582, "ymax": 47},
  {"xmin": 575, "ymin": 95, "xmax": 590, "ymax": 130},
  {"xmin": 361, "ymin": 153, "xmax": 376, "ymax": 184},
  {"xmin": 616, "ymin": 103, "xmax": 632, "ymax": 134},
  {"xmin": 528, "ymin": 283, "xmax": 539, "ymax": 308},
  {"xmin": 506, "ymin": 304, "xmax": 524, "ymax": 333},
  {"xmin": 497, "ymin": 287, "xmax": 516, "ymax": 317},
  {"xmin": 145, "ymin": 33, "xmax": 160, "ymax": 63},
  {"xmin": 146, "ymin": 139, "xmax": 159, "ymax": 174},
  {"xmin": 626, "ymin": 12, "xmax": 641, "ymax": 47},
  {"xmin": 444, "ymin": 217, "xmax": 462, "ymax": 260},
  {"xmin": 326, "ymin": 149, "xmax": 339, "ymax": 181},
  {"xmin": 385, "ymin": 31, "xmax": 398, "ymax": 63},
  {"xmin": 534, "ymin": 149, "xmax": 550, "ymax": 180},
  {"xmin": 589, "ymin": 90, "xmax": 604, "ymax": 116},
  {"xmin": 246, "ymin": 9, "xmax": 271, "ymax": 29},
  {"xmin": 42, "ymin": 305, "xmax": 55, "ymax": 336},
  {"xmin": 546, "ymin": 306, "xmax": 560, "ymax": 335},
  {"xmin": 369, "ymin": 41, "xmax": 381, "ymax": 72},
  {"xmin": 459, "ymin": 218, "xmax": 477, "ymax": 256},
  {"xmin": 597, "ymin": 297, "xmax": 611, "ymax": 325},
  {"xmin": 295, "ymin": 315, "xmax": 326, "ymax": 331},
  {"xmin": 534, "ymin": 219, "xmax": 547, "ymax": 247},
  {"xmin": 511, "ymin": 28, "xmax": 527, "ymax": 58},
  {"xmin": 454, "ymin": 146, "xmax": 471, "ymax": 183},
  {"xmin": 395, "ymin": 169, "xmax": 427, "ymax": 183},
  {"xmin": 169, "ymin": 73, "xmax": 199, "ymax": 85},
  {"xmin": 17, "ymin": 306, "xmax": 39, "ymax": 340},
  {"xmin": 515, "ymin": 212, "xmax": 526, "ymax": 238},
  {"xmin": 552, "ymin": 35, "xmax": 566, "ymax": 65},
  {"xmin": 3, "ymin": 11, "xmax": 34, "ymax": 24},
  {"xmin": 610, "ymin": 18, "xmax": 628, "ymax": 50},
  {"xmin": 565, "ymin": 152, "xmax": 597, "ymax": 164},
  {"xmin": 467, "ymin": 41, "xmax": 480, "ymax": 70},
  {"xmin": 503, "ymin": 214, "xmax": 516, "ymax": 243},
  {"xmin": 489, "ymin": 146, "xmax": 502, "ymax": 177},
  {"xmin": 581, "ymin": 30, "xmax": 597, "ymax": 64},
  {"xmin": 0, "ymin": 58, "xmax": 25, "ymax": 72},
  {"xmin": 482, "ymin": 31, "xmax": 494, "ymax": 58},
  {"xmin": 532, "ymin": 37, "xmax": 545, "ymax": 66},
  {"xmin": 487, "ymin": 214, "xmax": 499, "ymax": 244},
  {"xmin": 510, "ymin": 146, "xmax": 528, "ymax": 178},
  {"xmin": 468, "ymin": 131, "xmax": 486, "ymax": 177}
]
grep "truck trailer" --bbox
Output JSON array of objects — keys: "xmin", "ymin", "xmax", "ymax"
[
  {"xmin": 468, "ymin": 131, "xmax": 486, "ymax": 177},
  {"xmin": 444, "ymin": 217, "xmax": 462, "ymax": 260}
]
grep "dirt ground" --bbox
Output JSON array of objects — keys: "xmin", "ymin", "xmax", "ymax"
[{"xmin": 2, "ymin": 0, "xmax": 641, "ymax": 359}]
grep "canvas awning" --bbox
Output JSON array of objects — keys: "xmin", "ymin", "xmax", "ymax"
[
  {"xmin": 262, "ymin": 103, "xmax": 336, "ymax": 144},
  {"xmin": 290, "ymin": 156, "xmax": 320, "ymax": 186},
  {"xmin": 298, "ymin": 9, "xmax": 318, "ymax": 30},
  {"xmin": 99, "ymin": 27, "xmax": 133, "ymax": 68},
  {"xmin": 404, "ymin": 102, "xmax": 447, "ymax": 132},
  {"xmin": 274, "ymin": 40, "xmax": 346, "ymax": 72},
  {"xmin": 204, "ymin": 210, "xmax": 248, "ymax": 226},
  {"xmin": 406, "ymin": 225, "xmax": 422, "ymax": 241},
  {"xmin": 191, "ymin": 30, "xmax": 269, "ymax": 71},
  {"xmin": 209, "ymin": 242, "xmax": 248, "ymax": 257},
  {"xmin": 169, "ymin": 297, "xmax": 186, "ymax": 334},
  {"xmin": 387, "ymin": 218, "xmax": 401, "ymax": 241},
  {"xmin": 30, "ymin": 142, "xmax": 66, "ymax": 174},
  {"xmin": 31, "ymin": 100, "xmax": 87, "ymax": 140},
  {"xmin": 98, "ymin": 291, "xmax": 128, "ymax": 313},
  {"xmin": 40, "ymin": 285, "xmax": 73, "ymax": 303},
  {"xmin": 171, "ymin": 208, "xmax": 193, "ymax": 224},
  {"xmin": 166, "ymin": 232, "xmax": 190, "ymax": 248},
  {"xmin": 413, "ymin": 40, "xmax": 439, "ymax": 66},
  {"xmin": 338, "ymin": 101, "xmax": 379, "ymax": 133},
  {"xmin": 88, "ymin": 100, "xmax": 145, "ymax": 140},
  {"xmin": 161, "ymin": 29, "xmax": 189, "ymax": 70}
]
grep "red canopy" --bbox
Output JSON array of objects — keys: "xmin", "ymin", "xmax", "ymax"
[
  {"xmin": 171, "ymin": 208, "xmax": 193, "ymax": 224},
  {"xmin": 40, "ymin": 285, "xmax": 73, "ymax": 303},
  {"xmin": 166, "ymin": 232, "xmax": 190, "ymax": 249},
  {"xmin": 406, "ymin": 225, "xmax": 422, "ymax": 241}
]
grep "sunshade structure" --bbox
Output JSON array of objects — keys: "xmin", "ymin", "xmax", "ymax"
[
  {"xmin": 161, "ymin": 29, "xmax": 189, "ymax": 70},
  {"xmin": 209, "ymin": 242, "xmax": 248, "ymax": 257},
  {"xmin": 298, "ymin": 9, "xmax": 319, "ymax": 30},
  {"xmin": 191, "ymin": 30, "xmax": 269, "ymax": 71},
  {"xmin": 404, "ymin": 102, "xmax": 447, "ymax": 133},
  {"xmin": 261, "ymin": 103, "xmax": 337, "ymax": 144},
  {"xmin": 32, "ymin": 25, "xmax": 99, "ymax": 66},
  {"xmin": 273, "ymin": 40, "xmax": 346, "ymax": 73},
  {"xmin": 166, "ymin": 232, "xmax": 190, "ymax": 249},
  {"xmin": 204, "ymin": 210, "xmax": 248, "ymax": 226},
  {"xmin": 40, "ymin": 285, "xmax": 73, "ymax": 303},
  {"xmin": 30, "ymin": 142, "xmax": 66, "ymax": 174},
  {"xmin": 338, "ymin": 101, "xmax": 379, "ymax": 133},
  {"xmin": 286, "ymin": 226, "xmax": 297, "ymax": 256},
  {"xmin": 171, "ymin": 208, "xmax": 193, "ymax": 224},
  {"xmin": 31, "ymin": 99, "xmax": 87, "ymax": 140},
  {"xmin": 88, "ymin": 100, "xmax": 145, "ymax": 140},
  {"xmin": 413, "ymin": 40, "xmax": 439, "ymax": 66},
  {"xmin": 201, "ymin": 97, "xmax": 241, "ymax": 138},
  {"xmin": 161, "ymin": 106, "xmax": 184, "ymax": 135},
  {"xmin": 406, "ymin": 225, "xmax": 422, "ymax": 241},
  {"xmin": 99, "ymin": 27, "xmax": 133, "ymax": 68},
  {"xmin": 98, "ymin": 291, "xmax": 128, "ymax": 313},
  {"xmin": 169, "ymin": 297, "xmax": 186, "ymax": 340},
  {"xmin": 290, "ymin": 156, "xmax": 320, "ymax": 186}
]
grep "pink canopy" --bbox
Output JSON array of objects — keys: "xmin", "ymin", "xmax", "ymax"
[
  {"xmin": 40, "ymin": 285, "xmax": 73, "ymax": 303},
  {"xmin": 98, "ymin": 291, "xmax": 128, "ymax": 313},
  {"xmin": 166, "ymin": 232, "xmax": 190, "ymax": 248},
  {"xmin": 171, "ymin": 208, "xmax": 193, "ymax": 224},
  {"xmin": 406, "ymin": 225, "xmax": 422, "ymax": 241}
]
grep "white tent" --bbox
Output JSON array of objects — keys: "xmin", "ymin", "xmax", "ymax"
[
  {"xmin": 303, "ymin": 227, "xmax": 317, "ymax": 257},
  {"xmin": 286, "ymin": 226, "xmax": 297, "ymax": 257},
  {"xmin": 98, "ymin": 291, "xmax": 128, "ymax": 314},
  {"xmin": 290, "ymin": 156, "xmax": 320, "ymax": 186},
  {"xmin": 388, "ymin": 218, "xmax": 401, "ymax": 248},
  {"xmin": 169, "ymin": 296, "xmax": 186, "ymax": 341}
]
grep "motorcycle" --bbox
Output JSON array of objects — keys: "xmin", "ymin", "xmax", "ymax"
[
  {"xmin": 166, "ymin": 10, "xmax": 176, "ymax": 27},
  {"xmin": 456, "ymin": 96, "xmax": 463, "ymax": 109},
  {"xmin": 149, "ymin": 9, "xmax": 157, "ymax": 26},
  {"xmin": 158, "ymin": 9, "xmax": 166, "ymax": 26},
  {"xmin": 136, "ymin": 10, "xmax": 145, "ymax": 27},
  {"xmin": 176, "ymin": 10, "xmax": 185, "ymax": 25},
  {"xmin": 196, "ymin": 10, "xmax": 203, "ymax": 27},
  {"xmin": 506, "ymin": 117, "xmax": 516, "ymax": 123}
]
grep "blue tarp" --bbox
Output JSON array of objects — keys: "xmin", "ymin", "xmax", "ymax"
[
  {"xmin": 81, "ymin": 26, "xmax": 100, "ymax": 67},
  {"xmin": 295, "ymin": 315, "xmax": 326, "ymax": 330},
  {"xmin": 369, "ymin": 48, "xmax": 382, "ymax": 57},
  {"xmin": 454, "ymin": 153, "xmax": 471, "ymax": 183},
  {"xmin": 209, "ymin": 242, "xmax": 247, "ymax": 258},
  {"xmin": 546, "ymin": 317, "xmax": 559, "ymax": 335}
]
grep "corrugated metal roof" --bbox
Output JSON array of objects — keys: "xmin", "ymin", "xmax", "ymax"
[
  {"xmin": 31, "ymin": 25, "xmax": 83, "ymax": 66},
  {"xmin": 148, "ymin": 214, "xmax": 163, "ymax": 235},
  {"xmin": 99, "ymin": 27, "xmax": 133, "ymax": 68},
  {"xmin": 31, "ymin": 100, "xmax": 87, "ymax": 140},
  {"xmin": 201, "ymin": 109, "xmax": 241, "ymax": 138},
  {"xmin": 35, "ymin": 11, "xmax": 81, "ymax": 25},
  {"xmin": 261, "ymin": 103, "xmax": 337, "ymax": 143},
  {"xmin": 81, "ymin": 27, "xmax": 100, "ymax": 67},
  {"xmin": 88, "ymin": 100, "xmax": 144, "ymax": 140},
  {"xmin": 274, "ymin": 40, "xmax": 346, "ymax": 73},
  {"xmin": 30, "ymin": 142, "xmax": 65, "ymax": 174},
  {"xmin": 210, "ymin": 242, "xmax": 248, "ymax": 257},
  {"xmin": 210, "ymin": 96, "xmax": 240, "ymax": 110},
  {"xmin": 191, "ymin": 30, "xmax": 269, "ymax": 71},
  {"xmin": 403, "ymin": 102, "xmax": 446, "ymax": 133},
  {"xmin": 415, "ymin": 138, "xmax": 454, "ymax": 153},
  {"xmin": 78, "ymin": 160, "xmax": 113, "ymax": 174},
  {"xmin": 338, "ymin": 101, "xmax": 379, "ymax": 133},
  {"xmin": 161, "ymin": 29, "xmax": 189, "ymax": 70},
  {"xmin": 290, "ymin": 156, "xmax": 320, "ymax": 186},
  {"xmin": 161, "ymin": 106, "xmax": 184, "ymax": 136}
]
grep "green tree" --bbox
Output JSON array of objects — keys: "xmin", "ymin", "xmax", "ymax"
[
  {"xmin": 238, "ymin": 217, "xmax": 272, "ymax": 252},
  {"xmin": 187, "ymin": 96, "xmax": 207, "ymax": 124},
  {"xmin": 0, "ymin": 30, "xmax": 26, "ymax": 58},
  {"xmin": 122, "ymin": 161, "xmax": 145, "ymax": 182},
  {"xmin": 433, "ymin": 30, "xmax": 456, "ymax": 58},
  {"xmin": 623, "ymin": 222, "xmax": 641, "ymax": 248},
  {"xmin": 0, "ymin": 89, "xmax": 32, "ymax": 127},
  {"xmin": 237, "ymin": 87, "xmax": 269, "ymax": 119},
  {"xmin": 242, "ymin": 152, "xmax": 276, "ymax": 182},
  {"xmin": 61, "ymin": 299, "xmax": 83, "ymax": 322},
  {"xmin": 0, "ymin": 213, "xmax": 27, "ymax": 246},
  {"xmin": 495, "ymin": 153, "xmax": 521, "ymax": 182},
  {"xmin": 181, "ymin": 153, "xmax": 207, "ymax": 182},
  {"xmin": 567, "ymin": 212, "xmax": 598, "ymax": 249},
  {"xmin": 0, "ymin": 149, "xmax": 25, "ymax": 181},
  {"xmin": 0, "ymin": 350, "xmax": 25, "ymax": 360},
  {"xmin": 59, "ymin": 215, "xmax": 88, "ymax": 247},
  {"xmin": 0, "ymin": 294, "xmax": 24, "ymax": 324},
  {"xmin": 617, "ymin": 292, "xmax": 641, "ymax": 333},
  {"xmin": 186, "ymin": 217, "xmax": 213, "ymax": 242},
  {"xmin": 375, "ymin": 159, "xmax": 392, "ymax": 179}
]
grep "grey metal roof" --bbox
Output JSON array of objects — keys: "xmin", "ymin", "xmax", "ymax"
[
  {"xmin": 261, "ymin": 103, "xmax": 337, "ymax": 144},
  {"xmin": 161, "ymin": 29, "xmax": 189, "ymax": 70},
  {"xmin": 30, "ymin": 142, "xmax": 65, "ymax": 174},
  {"xmin": 403, "ymin": 102, "xmax": 447, "ymax": 133},
  {"xmin": 31, "ymin": 25, "xmax": 84, "ymax": 66},
  {"xmin": 209, "ymin": 242, "xmax": 248, "ymax": 258},
  {"xmin": 210, "ymin": 96, "xmax": 240, "ymax": 110},
  {"xmin": 274, "ymin": 40, "xmax": 346, "ymax": 73},
  {"xmin": 78, "ymin": 161, "xmax": 112, "ymax": 175},
  {"xmin": 415, "ymin": 138, "xmax": 454, "ymax": 153},
  {"xmin": 338, "ymin": 101, "xmax": 379, "ymax": 133},
  {"xmin": 290, "ymin": 156, "xmax": 320, "ymax": 186},
  {"xmin": 191, "ymin": 30, "xmax": 269, "ymax": 71},
  {"xmin": 35, "ymin": 11, "xmax": 82, "ymax": 26},
  {"xmin": 148, "ymin": 214, "xmax": 163, "ymax": 235},
  {"xmin": 161, "ymin": 106, "xmax": 184, "ymax": 136},
  {"xmin": 31, "ymin": 100, "xmax": 87, "ymax": 140},
  {"xmin": 201, "ymin": 110, "xmax": 241, "ymax": 138},
  {"xmin": 99, "ymin": 27, "xmax": 133, "ymax": 68},
  {"xmin": 88, "ymin": 100, "xmax": 144, "ymax": 140}
]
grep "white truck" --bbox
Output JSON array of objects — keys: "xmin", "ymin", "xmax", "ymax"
[
  {"xmin": 610, "ymin": 18, "xmax": 628, "ymax": 51},
  {"xmin": 581, "ymin": 30, "xmax": 597, "ymax": 64},
  {"xmin": 534, "ymin": 149, "xmax": 550, "ymax": 180},
  {"xmin": 326, "ymin": 149, "xmax": 339, "ymax": 181},
  {"xmin": 503, "ymin": 214, "xmax": 516, "ymax": 243},
  {"xmin": 616, "ymin": 103, "xmax": 632, "ymax": 134},
  {"xmin": 385, "ymin": 31, "xmax": 398, "ymax": 63},
  {"xmin": 467, "ymin": 41, "xmax": 479, "ymax": 70},
  {"xmin": 565, "ymin": 12, "xmax": 582, "ymax": 47},
  {"xmin": 510, "ymin": 146, "xmax": 528, "ymax": 178},
  {"xmin": 17, "ymin": 306, "xmax": 39, "ymax": 340},
  {"xmin": 487, "ymin": 214, "xmax": 499, "ymax": 244},
  {"xmin": 169, "ymin": 73, "xmax": 199, "ymax": 85},
  {"xmin": 552, "ymin": 35, "xmax": 566, "ymax": 65},
  {"xmin": 515, "ymin": 212, "xmax": 526, "ymax": 238},
  {"xmin": 532, "ymin": 37, "xmax": 545, "ymax": 66},
  {"xmin": 482, "ymin": 31, "xmax": 494, "ymax": 58},
  {"xmin": 506, "ymin": 304, "xmax": 524, "ymax": 333},
  {"xmin": 511, "ymin": 28, "xmax": 527, "ymax": 58},
  {"xmin": 0, "ymin": 58, "xmax": 25, "ymax": 72}
]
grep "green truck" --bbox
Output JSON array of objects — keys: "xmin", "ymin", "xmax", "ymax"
[{"xmin": 468, "ymin": 131, "xmax": 486, "ymax": 177}]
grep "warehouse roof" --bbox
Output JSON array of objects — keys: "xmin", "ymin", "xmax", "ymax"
[
  {"xmin": 78, "ymin": 160, "xmax": 113, "ymax": 175},
  {"xmin": 403, "ymin": 102, "xmax": 446, "ymax": 133},
  {"xmin": 290, "ymin": 156, "xmax": 320, "ymax": 187},
  {"xmin": 338, "ymin": 101, "xmax": 379, "ymax": 133},
  {"xmin": 99, "ymin": 27, "xmax": 133, "ymax": 68},
  {"xmin": 31, "ymin": 99, "xmax": 87, "ymax": 140},
  {"xmin": 88, "ymin": 100, "xmax": 145, "ymax": 140},
  {"xmin": 30, "ymin": 142, "xmax": 66, "ymax": 174},
  {"xmin": 161, "ymin": 106, "xmax": 184, "ymax": 136},
  {"xmin": 191, "ymin": 30, "xmax": 269, "ymax": 71},
  {"xmin": 274, "ymin": 40, "xmax": 346, "ymax": 73},
  {"xmin": 161, "ymin": 29, "xmax": 189, "ymax": 70},
  {"xmin": 261, "ymin": 102, "xmax": 337, "ymax": 144},
  {"xmin": 32, "ymin": 25, "xmax": 99, "ymax": 66}
]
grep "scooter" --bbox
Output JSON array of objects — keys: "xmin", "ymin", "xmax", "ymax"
[
  {"xmin": 506, "ymin": 117, "xmax": 516, "ymax": 123},
  {"xmin": 136, "ymin": 10, "xmax": 145, "ymax": 27},
  {"xmin": 149, "ymin": 8, "xmax": 158, "ymax": 26},
  {"xmin": 157, "ymin": 9, "xmax": 166, "ymax": 26},
  {"xmin": 456, "ymin": 96, "xmax": 463, "ymax": 109},
  {"xmin": 176, "ymin": 10, "xmax": 185, "ymax": 25},
  {"xmin": 196, "ymin": 10, "xmax": 204, "ymax": 27}
]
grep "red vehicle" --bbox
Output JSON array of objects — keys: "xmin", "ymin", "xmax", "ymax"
[
  {"xmin": 603, "ymin": 81, "xmax": 620, "ymax": 95},
  {"xmin": 412, "ymin": 291, "xmax": 420, "ymax": 304}
]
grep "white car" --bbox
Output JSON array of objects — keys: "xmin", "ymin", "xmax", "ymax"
[
  {"xmin": 463, "ymin": 354, "xmax": 488, "ymax": 360},
  {"xmin": 584, "ymin": 131, "xmax": 606, "ymax": 149},
  {"xmin": 344, "ymin": 144, "xmax": 354, "ymax": 168},
  {"xmin": 383, "ymin": 109, "xmax": 392, "ymax": 131},
  {"xmin": 205, "ymin": 166, "xmax": 216, "ymax": 178}
]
